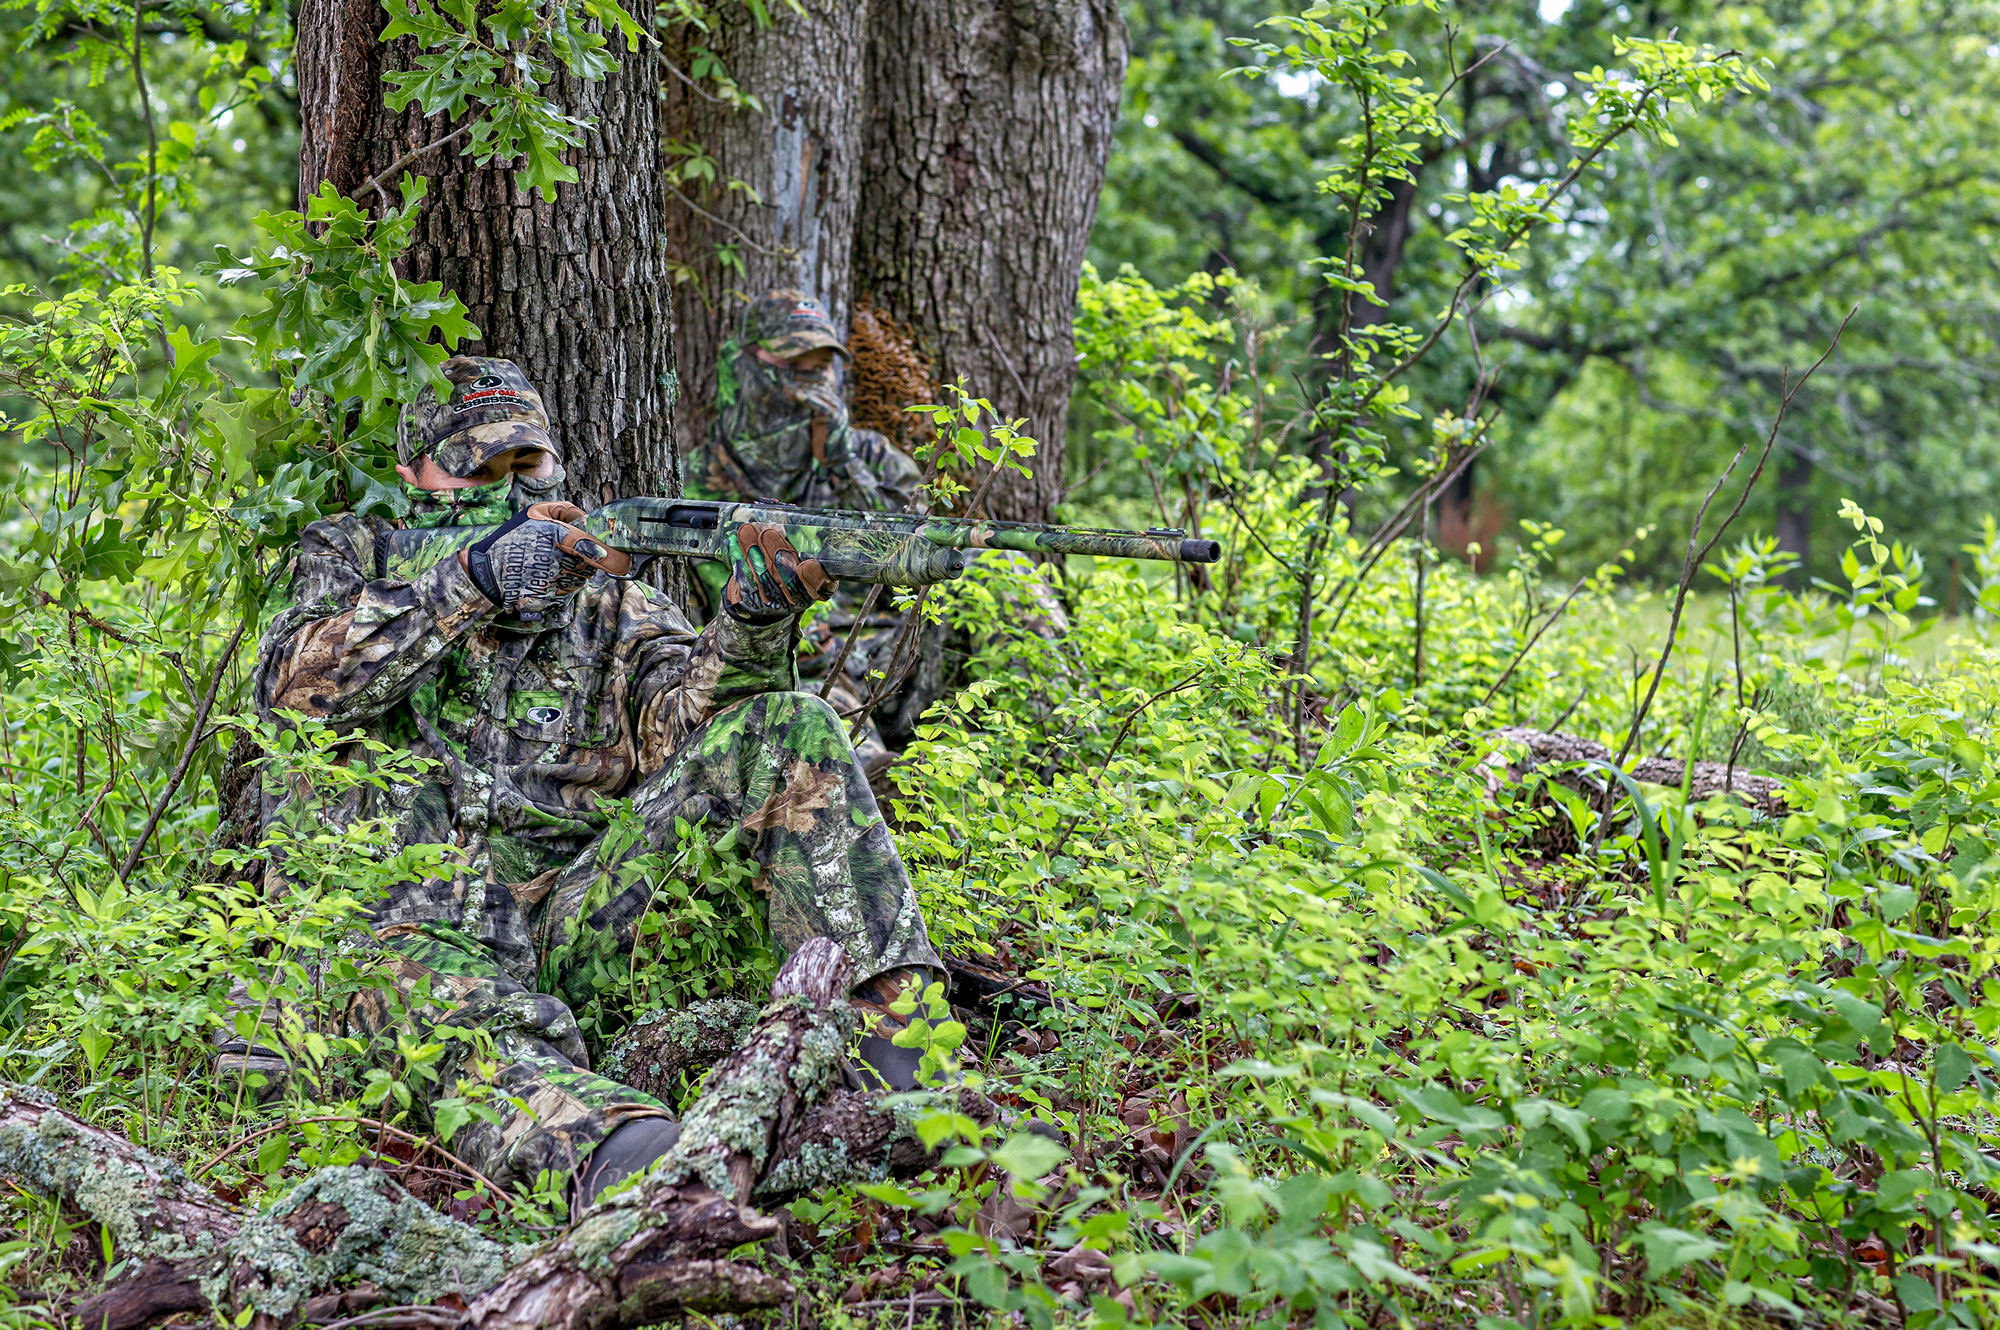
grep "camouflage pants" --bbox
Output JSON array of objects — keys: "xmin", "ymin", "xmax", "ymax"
[{"xmin": 354, "ymin": 689, "xmax": 942, "ymax": 1193}]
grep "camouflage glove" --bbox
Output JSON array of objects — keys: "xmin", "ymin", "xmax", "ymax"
[
  {"xmin": 724, "ymin": 520, "xmax": 834, "ymax": 623},
  {"xmin": 463, "ymin": 509, "xmax": 593, "ymax": 614}
]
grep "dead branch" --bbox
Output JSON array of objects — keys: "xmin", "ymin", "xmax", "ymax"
[{"xmin": 1488, "ymin": 727, "xmax": 1786, "ymax": 814}]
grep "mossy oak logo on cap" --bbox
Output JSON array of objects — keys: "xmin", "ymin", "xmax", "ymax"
[{"xmin": 455, "ymin": 376, "xmax": 536, "ymax": 414}]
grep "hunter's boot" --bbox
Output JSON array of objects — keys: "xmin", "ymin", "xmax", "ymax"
[
  {"xmin": 577, "ymin": 1115, "xmax": 683, "ymax": 1209},
  {"xmin": 848, "ymin": 966, "xmax": 945, "ymax": 1092},
  {"xmin": 213, "ymin": 1039, "xmax": 292, "ymax": 1106}
]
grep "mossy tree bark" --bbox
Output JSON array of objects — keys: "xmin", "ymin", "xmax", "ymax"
[
  {"xmin": 851, "ymin": 0, "xmax": 1128, "ymax": 522},
  {"xmin": 294, "ymin": 0, "xmax": 682, "ymax": 507}
]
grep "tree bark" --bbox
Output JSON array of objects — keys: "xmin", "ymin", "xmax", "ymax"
[
  {"xmin": 295, "ymin": 0, "xmax": 681, "ymax": 506},
  {"xmin": 852, "ymin": 0, "xmax": 1128, "ymax": 522},
  {"xmin": 660, "ymin": 2, "xmax": 870, "ymax": 448},
  {"xmin": 0, "ymin": 1084, "xmax": 242, "ymax": 1260}
]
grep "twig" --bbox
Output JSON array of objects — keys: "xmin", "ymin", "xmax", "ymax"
[
  {"xmin": 664, "ymin": 57, "xmax": 727, "ymax": 103},
  {"xmin": 979, "ymin": 321, "xmax": 1033, "ymax": 421},
  {"xmin": 816, "ymin": 583, "xmax": 886, "ymax": 702},
  {"xmin": 667, "ymin": 184, "xmax": 786, "ymax": 257},
  {"xmin": 132, "ymin": 1, "xmax": 158, "ymax": 280},
  {"xmin": 1320, "ymin": 436, "xmax": 1490, "ymax": 640},
  {"xmin": 1047, "ymin": 670, "xmax": 1207, "ymax": 859},
  {"xmin": 309, "ymin": 1305, "xmax": 463, "ymax": 1330},
  {"xmin": 1371, "ymin": 84, "xmax": 1675, "ymax": 399},
  {"xmin": 1207, "ymin": 463, "xmax": 1297, "ymax": 574},
  {"xmin": 1478, "ymin": 567, "xmax": 1595, "ymax": 706},
  {"xmin": 356, "ymin": 123, "xmax": 474, "ymax": 212},
  {"xmin": 1545, "ymin": 684, "xmax": 1589, "ymax": 735},
  {"xmin": 1589, "ymin": 308, "xmax": 1855, "ymax": 849},
  {"xmin": 192, "ymin": 1114, "xmax": 509, "ymax": 1204},
  {"xmin": 34, "ymin": 590, "xmax": 141, "ymax": 647},
  {"xmin": 118, "ymin": 615, "xmax": 249, "ymax": 879}
]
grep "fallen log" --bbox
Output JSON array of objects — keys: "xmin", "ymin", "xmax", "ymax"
[
  {"xmin": 459, "ymin": 936, "xmax": 860, "ymax": 1330},
  {"xmin": 27, "ymin": 937, "xmax": 978, "ymax": 1330},
  {"xmin": 0, "ymin": 1083, "xmax": 242, "ymax": 1261},
  {"xmin": 598, "ymin": 997, "xmax": 761, "ymax": 1104},
  {"xmin": 1488, "ymin": 727, "xmax": 1786, "ymax": 814}
]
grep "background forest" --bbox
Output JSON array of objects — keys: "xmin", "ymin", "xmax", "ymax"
[{"xmin": 5, "ymin": 0, "xmax": 2000, "ymax": 1328}]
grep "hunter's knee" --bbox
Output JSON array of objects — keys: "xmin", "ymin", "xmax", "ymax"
[{"xmin": 761, "ymin": 690, "xmax": 852, "ymax": 749}]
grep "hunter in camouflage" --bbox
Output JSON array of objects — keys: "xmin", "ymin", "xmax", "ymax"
[
  {"xmin": 243, "ymin": 355, "xmax": 945, "ymax": 1206},
  {"xmin": 687, "ymin": 290, "xmax": 924, "ymax": 515},
  {"xmin": 684, "ymin": 291, "xmax": 932, "ymax": 766}
]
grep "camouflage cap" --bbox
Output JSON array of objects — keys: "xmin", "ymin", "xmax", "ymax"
[
  {"xmin": 743, "ymin": 290, "xmax": 850, "ymax": 360},
  {"xmin": 403, "ymin": 356, "xmax": 561, "ymax": 477}
]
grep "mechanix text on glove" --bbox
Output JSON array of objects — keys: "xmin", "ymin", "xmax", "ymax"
[{"xmin": 463, "ymin": 504, "xmax": 595, "ymax": 615}]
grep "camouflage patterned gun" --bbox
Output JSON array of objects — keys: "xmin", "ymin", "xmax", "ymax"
[{"xmin": 384, "ymin": 496, "xmax": 1223, "ymax": 587}]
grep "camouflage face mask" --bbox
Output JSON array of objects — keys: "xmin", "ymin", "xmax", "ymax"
[
  {"xmin": 736, "ymin": 351, "xmax": 837, "ymax": 420},
  {"xmin": 402, "ymin": 476, "xmax": 519, "ymax": 529}
]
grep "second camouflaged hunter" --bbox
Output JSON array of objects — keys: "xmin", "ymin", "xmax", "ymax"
[{"xmin": 384, "ymin": 496, "xmax": 1224, "ymax": 589}]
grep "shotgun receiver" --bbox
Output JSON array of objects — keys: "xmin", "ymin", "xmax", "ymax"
[{"xmin": 383, "ymin": 496, "xmax": 1223, "ymax": 588}]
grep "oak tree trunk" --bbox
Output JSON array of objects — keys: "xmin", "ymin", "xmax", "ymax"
[
  {"xmin": 852, "ymin": 0, "xmax": 1127, "ymax": 523},
  {"xmin": 660, "ymin": 3, "xmax": 869, "ymax": 447},
  {"xmin": 295, "ymin": 0, "xmax": 681, "ymax": 506}
]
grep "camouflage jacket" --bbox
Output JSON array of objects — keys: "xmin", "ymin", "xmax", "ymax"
[
  {"xmin": 252, "ymin": 493, "xmax": 798, "ymax": 974},
  {"xmin": 689, "ymin": 350, "xmax": 922, "ymax": 512}
]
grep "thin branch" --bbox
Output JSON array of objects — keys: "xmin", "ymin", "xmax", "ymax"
[
  {"xmin": 34, "ymin": 590, "xmax": 142, "ymax": 647},
  {"xmin": 664, "ymin": 56, "xmax": 727, "ymax": 104},
  {"xmin": 1368, "ymin": 71, "xmax": 1732, "ymax": 412},
  {"xmin": 132, "ymin": 1, "xmax": 158, "ymax": 280},
  {"xmin": 1319, "ymin": 435, "xmax": 1491, "ymax": 640},
  {"xmin": 978, "ymin": 322, "xmax": 1033, "ymax": 422},
  {"xmin": 1434, "ymin": 32, "xmax": 1512, "ymax": 103},
  {"xmin": 1168, "ymin": 127, "xmax": 1306, "ymax": 209},
  {"xmin": 192, "ymin": 1114, "xmax": 509, "ymax": 1204},
  {"xmin": 816, "ymin": 582, "xmax": 886, "ymax": 704},
  {"xmin": 1478, "ymin": 567, "xmax": 1595, "ymax": 706},
  {"xmin": 1608, "ymin": 306, "xmax": 1857, "ymax": 781},
  {"xmin": 1047, "ymin": 670, "xmax": 1208, "ymax": 859},
  {"xmin": 356, "ymin": 123, "xmax": 474, "ymax": 212},
  {"xmin": 119, "ymin": 614, "xmax": 249, "ymax": 879},
  {"xmin": 313, "ymin": 1306, "xmax": 462, "ymax": 1330},
  {"xmin": 667, "ymin": 184, "xmax": 786, "ymax": 257}
]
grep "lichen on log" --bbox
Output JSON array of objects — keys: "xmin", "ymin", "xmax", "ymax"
[
  {"xmin": 1487, "ymin": 727, "xmax": 1786, "ymax": 813},
  {"xmin": 209, "ymin": 1165, "xmax": 516, "ymax": 1323},
  {"xmin": 459, "ymin": 938, "xmax": 857, "ymax": 1330},
  {"xmin": 757, "ymin": 1086, "xmax": 996, "ymax": 1200},
  {"xmin": 0, "ymin": 1083, "xmax": 240, "ymax": 1263},
  {"xmin": 14, "ymin": 937, "xmax": 966, "ymax": 1330},
  {"xmin": 598, "ymin": 997, "xmax": 761, "ymax": 1104}
]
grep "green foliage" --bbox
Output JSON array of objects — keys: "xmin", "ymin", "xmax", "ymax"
[
  {"xmin": 378, "ymin": 0, "xmax": 643, "ymax": 199},
  {"xmin": 218, "ymin": 178, "xmax": 477, "ymax": 458},
  {"xmin": 11, "ymin": 1, "xmax": 2000, "ymax": 1328},
  {"xmin": 1093, "ymin": 0, "xmax": 2000, "ymax": 584},
  {"xmin": 541, "ymin": 804, "xmax": 778, "ymax": 1036},
  {"xmin": 865, "ymin": 476, "xmax": 2000, "ymax": 1323}
]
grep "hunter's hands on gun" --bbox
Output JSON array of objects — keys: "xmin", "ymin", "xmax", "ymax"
[
  {"xmin": 448, "ymin": 500, "xmax": 839, "ymax": 624},
  {"xmin": 391, "ymin": 495, "xmax": 1222, "ymax": 609}
]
